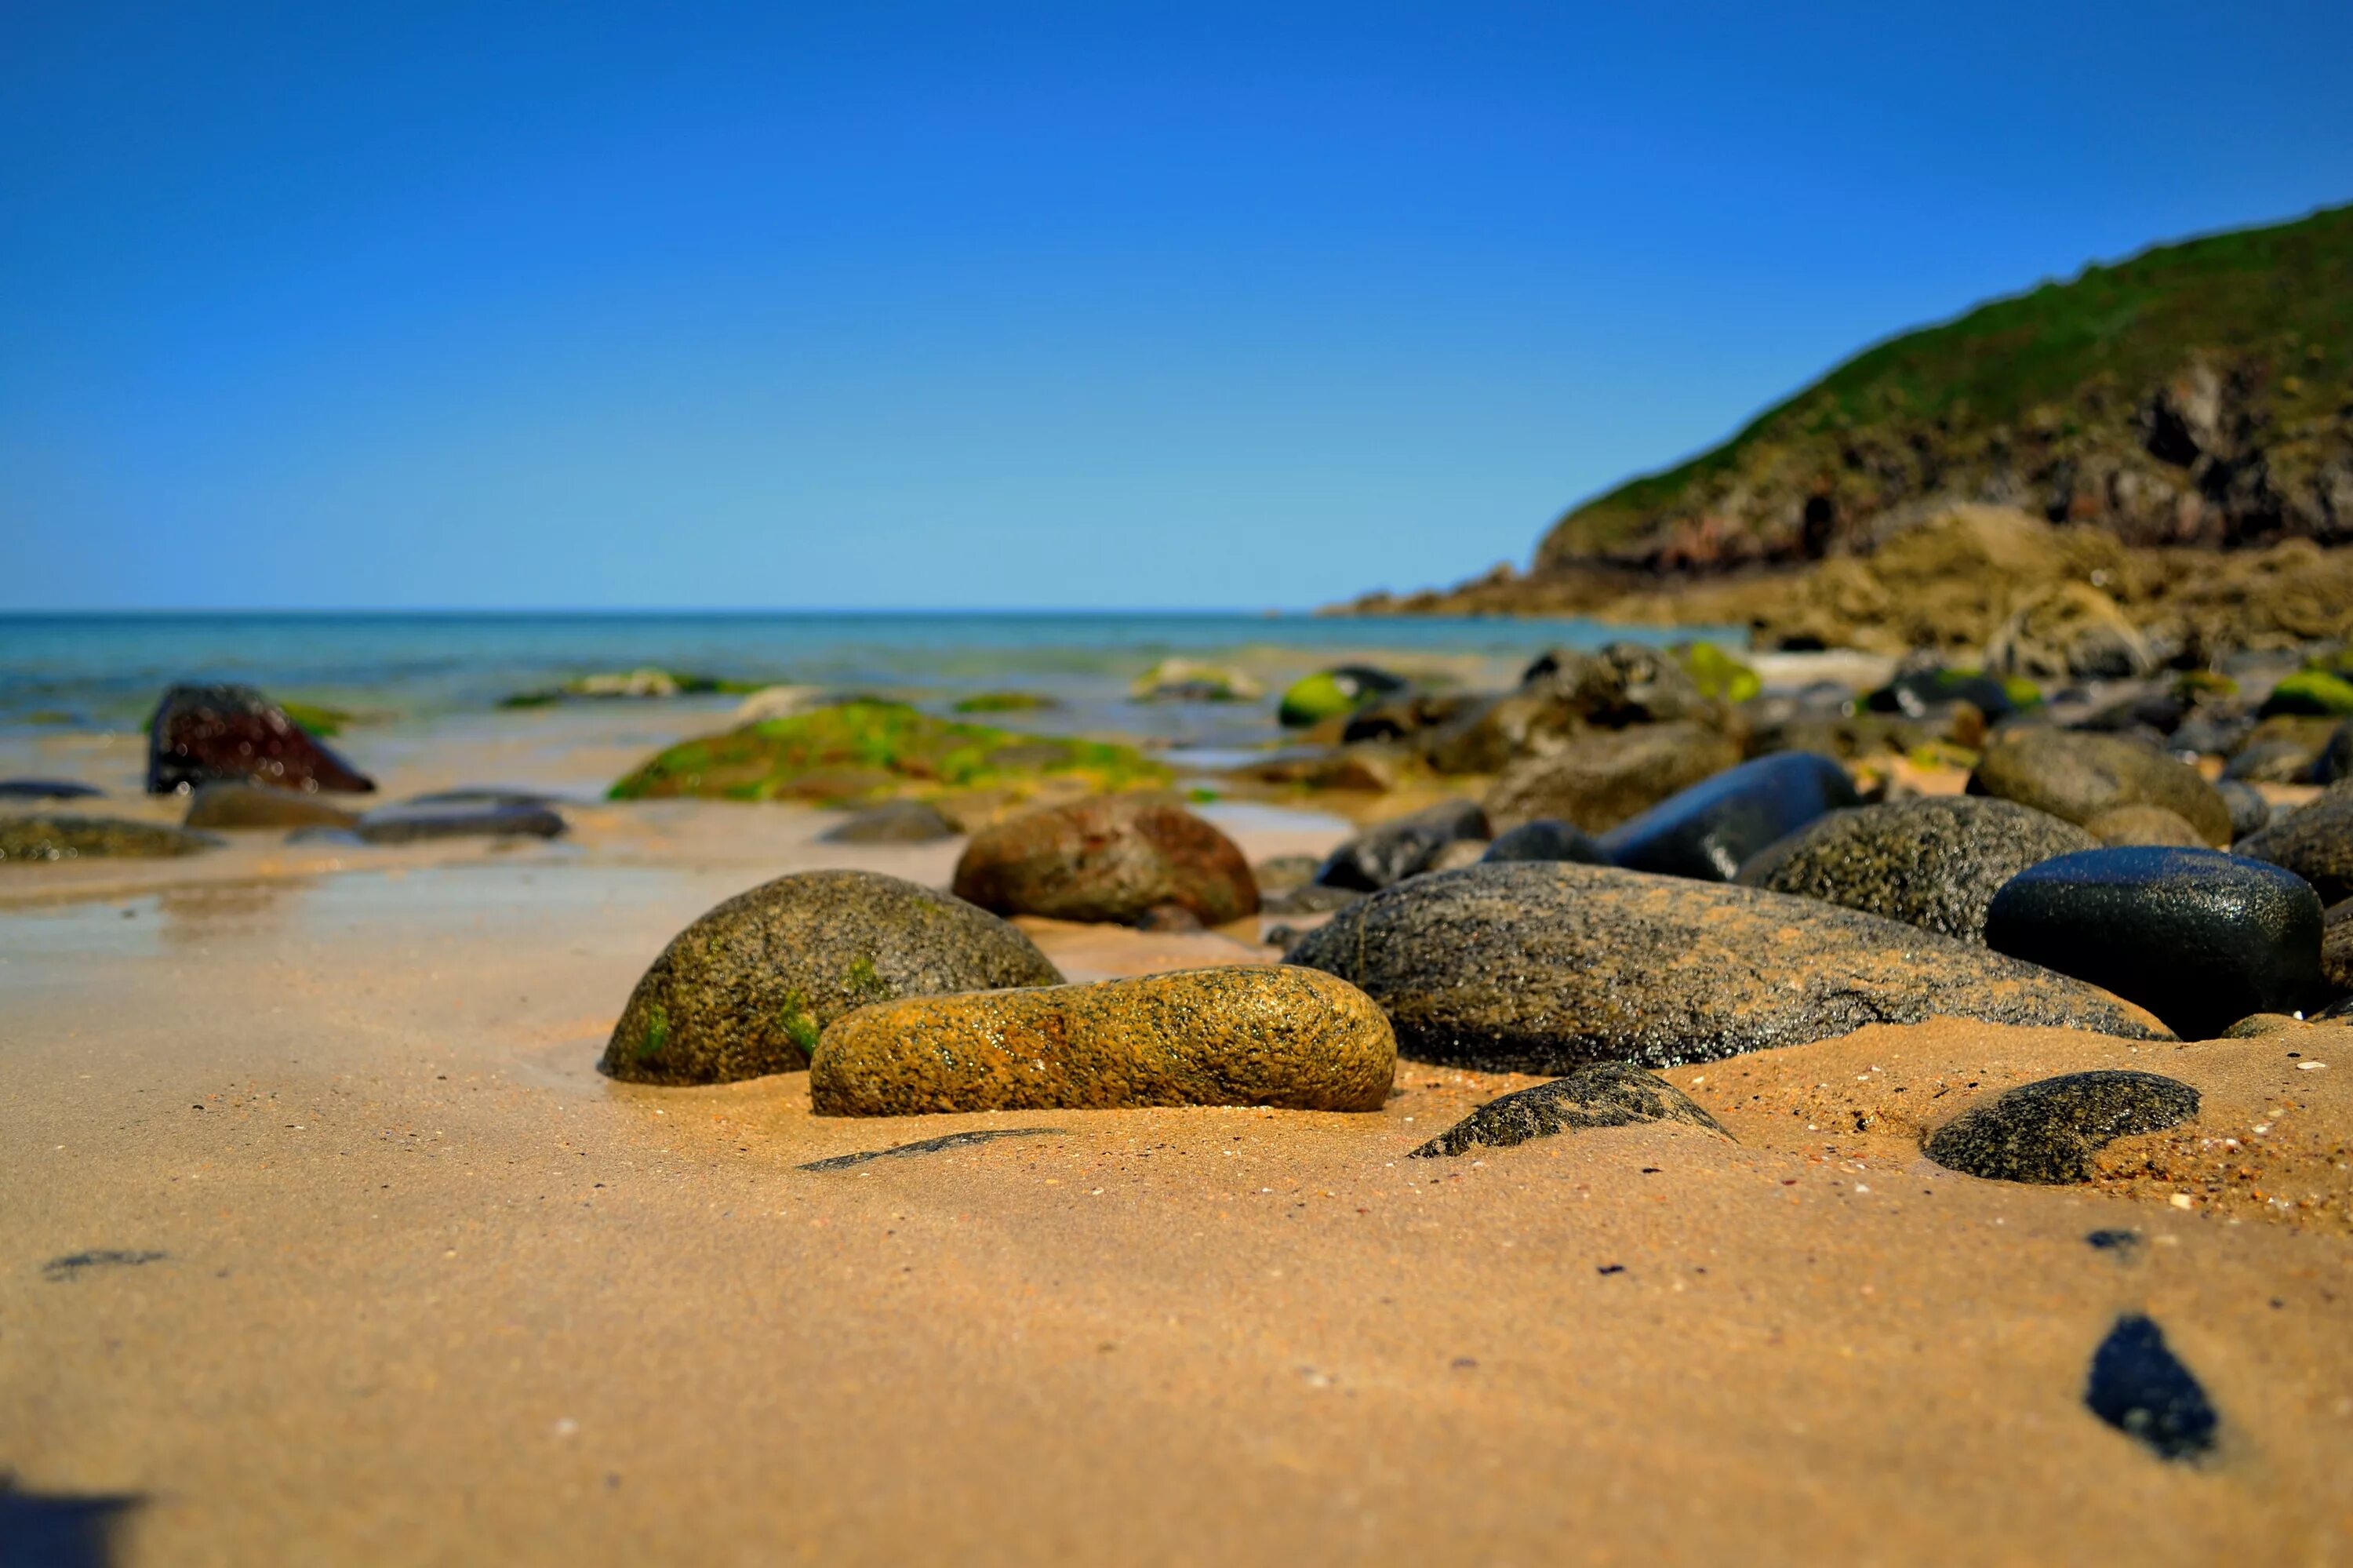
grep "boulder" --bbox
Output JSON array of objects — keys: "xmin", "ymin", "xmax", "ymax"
[
  {"xmin": 2323, "ymin": 900, "xmax": 2352, "ymax": 998},
  {"xmin": 1483, "ymin": 722, "xmax": 1741, "ymax": 835},
  {"xmin": 1278, "ymin": 666, "xmax": 1407, "ymax": 728},
  {"xmin": 2084, "ymin": 805, "xmax": 2207, "ymax": 847},
  {"xmin": 1967, "ymin": 726, "xmax": 2231, "ymax": 846},
  {"xmin": 1737, "ymin": 796, "xmax": 2099, "ymax": 942},
  {"xmin": 1314, "ymin": 799, "xmax": 1489, "ymax": 891},
  {"xmin": 147, "ymin": 684, "xmax": 376, "ymax": 795},
  {"xmin": 2235, "ymin": 780, "xmax": 2353, "ymax": 904},
  {"xmin": 1984, "ymin": 582, "xmax": 2153, "ymax": 681},
  {"xmin": 1410, "ymin": 1063, "xmax": 1728, "ymax": 1157},
  {"xmin": 1283, "ymin": 862, "xmax": 2166, "ymax": 1073},
  {"xmin": 1595, "ymin": 751, "xmax": 1857, "ymax": 881},
  {"xmin": 809, "ymin": 965, "xmax": 1395, "ymax": 1115},
  {"xmin": 1984, "ymin": 846, "xmax": 2326, "ymax": 1038},
  {"xmin": 184, "ymin": 782, "xmax": 362, "ymax": 831},
  {"xmin": 951, "ymin": 796, "xmax": 1257, "ymax": 925},
  {"xmin": 1924, "ymin": 1070, "xmax": 2201, "ymax": 1184},
  {"xmin": 0, "ymin": 815, "xmax": 220, "ymax": 860},
  {"xmin": 603, "ymin": 870, "xmax": 1063, "ymax": 1085},
  {"xmin": 1481, "ymin": 818, "xmax": 1609, "ymax": 864}
]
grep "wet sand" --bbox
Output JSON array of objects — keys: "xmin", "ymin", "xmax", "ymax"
[{"xmin": 3, "ymin": 729, "xmax": 2351, "ymax": 1563}]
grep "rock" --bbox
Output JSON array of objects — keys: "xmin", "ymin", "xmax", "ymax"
[
  {"xmin": 1984, "ymin": 582, "xmax": 2153, "ymax": 681},
  {"xmin": 809, "ymin": 965, "xmax": 1395, "ymax": 1115},
  {"xmin": 1245, "ymin": 747, "xmax": 1401, "ymax": 792},
  {"xmin": 407, "ymin": 787, "xmax": 572, "ymax": 808},
  {"xmin": 1519, "ymin": 642, "xmax": 1718, "ymax": 729},
  {"xmin": 2233, "ymin": 780, "xmax": 2353, "ymax": 904},
  {"xmin": 951, "ymin": 796, "xmax": 1257, "ymax": 925},
  {"xmin": 184, "ymin": 783, "xmax": 362, "ymax": 831},
  {"xmin": 2259, "ymin": 669, "xmax": 2353, "ymax": 718},
  {"xmin": 2084, "ymin": 805, "xmax": 2208, "ymax": 847},
  {"xmin": 820, "ymin": 800, "xmax": 956, "ymax": 844},
  {"xmin": 0, "ymin": 815, "xmax": 220, "ymax": 860},
  {"xmin": 1924, "ymin": 1070, "xmax": 2201, "ymax": 1183},
  {"xmin": 2315, "ymin": 719, "xmax": 2353, "ymax": 785},
  {"xmin": 1595, "ymin": 751, "xmax": 1858, "ymax": 881},
  {"xmin": 1410, "ymin": 1063, "xmax": 1728, "ymax": 1157},
  {"xmin": 952, "ymin": 691, "xmax": 1060, "ymax": 714},
  {"xmin": 1984, "ymin": 847, "xmax": 2326, "ymax": 1039},
  {"xmin": 1129, "ymin": 659, "xmax": 1262, "ymax": 704},
  {"xmin": 1252, "ymin": 854, "xmax": 1322, "ymax": 893},
  {"xmin": 1424, "ymin": 839, "xmax": 1489, "ymax": 875},
  {"xmin": 1483, "ymin": 722, "xmax": 1742, "ymax": 835},
  {"xmin": 2221, "ymin": 715, "xmax": 2341, "ymax": 783},
  {"xmin": 2085, "ymin": 1315, "xmax": 2219, "ymax": 1464},
  {"xmin": 730, "ymin": 685, "xmax": 832, "ymax": 725},
  {"xmin": 147, "ymin": 684, "xmax": 376, "ymax": 795},
  {"xmin": 603, "ymin": 870, "xmax": 1063, "ymax": 1085},
  {"xmin": 1968, "ymin": 726, "xmax": 2231, "ymax": 846},
  {"xmin": 354, "ymin": 802, "xmax": 567, "ymax": 845},
  {"xmin": 0, "ymin": 779, "xmax": 103, "ymax": 801},
  {"xmin": 2318, "ymin": 898, "xmax": 2352, "ymax": 998},
  {"xmin": 1671, "ymin": 642, "xmax": 1761, "ymax": 703},
  {"xmin": 2216, "ymin": 779, "xmax": 2275, "ymax": 839},
  {"xmin": 1278, "ymin": 666, "xmax": 1406, "ymax": 728},
  {"xmin": 1737, "ymin": 796, "xmax": 2100, "ymax": 942},
  {"xmin": 1134, "ymin": 903, "xmax": 1204, "ymax": 933},
  {"xmin": 1481, "ymin": 818, "xmax": 1609, "ymax": 864},
  {"xmin": 1261, "ymin": 883, "xmax": 1364, "ymax": 916},
  {"xmin": 1282, "ymin": 863, "xmax": 2166, "ymax": 1073},
  {"xmin": 1865, "ymin": 666, "xmax": 2029, "ymax": 721},
  {"xmin": 1314, "ymin": 799, "xmax": 1489, "ymax": 891}
]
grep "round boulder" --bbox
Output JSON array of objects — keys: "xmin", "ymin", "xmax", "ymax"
[
  {"xmin": 2235, "ymin": 780, "xmax": 2353, "ymax": 904},
  {"xmin": 1967, "ymin": 726, "xmax": 2230, "ymax": 846},
  {"xmin": 951, "ymin": 796, "xmax": 1257, "ymax": 924},
  {"xmin": 1595, "ymin": 750, "xmax": 1858, "ymax": 881},
  {"xmin": 1483, "ymin": 722, "xmax": 1740, "ymax": 835}
]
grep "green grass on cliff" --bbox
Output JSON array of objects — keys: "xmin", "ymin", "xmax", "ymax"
[{"xmin": 1547, "ymin": 203, "xmax": 2353, "ymax": 558}]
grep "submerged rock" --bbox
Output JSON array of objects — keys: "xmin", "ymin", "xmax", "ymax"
[
  {"xmin": 1967, "ymin": 727, "xmax": 2229, "ymax": 846},
  {"xmin": 1925, "ymin": 1070, "xmax": 2201, "ymax": 1184},
  {"xmin": 603, "ymin": 870, "xmax": 1063, "ymax": 1085},
  {"xmin": 184, "ymin": 782, "xmax": 362, "ymax": 831},
  {"xmin": 1129, "ymin": 659, "xmax": 1263, "ymax": 704},
  {"xmin": 2235, "ymin": 780, "xmax": 2353, "ymax": 904},
  {"xmin": 1411, "ymin": 1063, "xmax": 1728, "ymax": 1157},
  {"xmin": 0, "ymin": 815, "xmax": 220, "ymax": 860},
  {"xmin": 1483, "ymin": 722, "xmax": 1740, "ymax": 835},
  {"xmin": 1278, "ymin": 666, "xmax": 1407, "ymax": 728},
  {"xmin": 820, "ymin": 800, "xmax": 956, "ymax": 844},
  {"xmin": 0, "ymin": 778, "xmax": 103, "ymax": 801},
  {"xmin": 355, "ymin": 801, "xmax": 566, "ymax": 844},
  {"xmin": 1282, "ymin": 863, "xmax": 2166, "ymax": 1073},
  {"xmin": 1481, "ymin": 818, "xmax": 1609, "ymax": 864},
  {"xmin": 1595, "ymin": 751, "xmax": 1857, "ymax": 881},
  {"xmin": 2085, "ymin": 1315, "xmax": 2220, "ymax": 1463},
  {"xmin": 1984, "ymin": 846, "xmax": 2326, "ymax": 1039},
  {"xmin": 952, "ymin": 795, "xmax": 1257, "ymax": 925},
  {"xmin": 809, "ymin": 965, "xmax": 1395, "ymax": 1115},
  {"xmin": 1737, "ymin": 795, "xmax": 2098, "ymax": 942},
  {"xmin": 147, "ymin": 684, "xmax": 376, "ymax": 795},
  {"xmin": 1315, "ymin": 799, "xmax": 1489, "ymax": 891}
]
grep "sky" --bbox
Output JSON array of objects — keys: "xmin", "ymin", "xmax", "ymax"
[{"xmin": 5, "ymin": 2, "xmax": 2351, "ymax": 612}]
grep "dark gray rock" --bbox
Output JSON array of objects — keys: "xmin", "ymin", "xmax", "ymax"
[
  {"xmin": 1925, "ymin": 1069, "xmax": 2201, "ymax": 1183},
  {"xmin": 1261, "ymin": 882, "xmax": 1364, "ymax": 916},
  {"xmin": 1252, "ymin": 854, "xmax": 1323, "ymax": 893},
  {"xmin": 407, "ymin": 787, "xmax": 573, "ymax": 808},
  {"xmin": 1481, "ymin": 818, "xmax": 1608, "ymax": 864},
  {"xmin": 354, "ymin": 801, "xmax": 566, "ymax": 844},
  {"xmin": 603, "ymin": 869, "xmax": 1064, "ymax": 1085},
  {"xmin": 1282, "ymin": 862, "xmax": 2168, "ymax": 1073},
  {"xmin": 1739, "ymin": 795, "xmax": 2099, "ymax": 942},
  {"xmin": 1968, "ymin": 726, "xmax": 2230, "ymax": 845},
  {"xmin": 2235, "ymin": 780, "xmax": 2353, "ymax": 904},
  {"xmin": 1483, "ymin": 722, "xmax": 1742, "ymax": 834},
  {"xmin": 0, "ymin": 815, "xmax": 220, "ymax": 861},
  {"xmin": 820, "ymin": 799, "xmax": 956, "ymax": 844},
  {"xmin": 1411, "ymin": 1063, "xmax": 1728, "ymax": 1156},
  {"xmin": 2086, "ymin": 1315, "xmax": 2219, "ymax": 1463},
  {"xmin": 2322, "ymin": 899, "xmax": 2351, "ymax": 999},
  {"xmin": 146, "ymin": 684, "xmax": 375, "ymax": 795},
  {"xmin": 1595, "ymin": 751, "xmax": 1858, "ymax": 881},
  {"xmin": 1866, "ymin": 666, "xmax": 2022, "ymax": 721},
  {"xmin": 2215, "ymin": 779, "xmax": 2275, "ymax": 839},
  {"xmin": 1315, "ymin": 799, "xmax": 1489, "ymax": 891},
  {"xmin": 0, "ymin": 778, "xmax": 103, "ymax": 801},
  {"xmin": 2317, "ymin": 719, "xmax": 2353, "ymax": 785},
  {"xmin": 184, "ymin": 782, "xmax": 362, "ymax": 831},
  {"xmin": 1986, "ymin": 847, "xmax": 2326, "ymax": 1038}
]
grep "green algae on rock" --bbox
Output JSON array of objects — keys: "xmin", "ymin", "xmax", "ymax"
[
  {"xmin": 809, "ymin": 965, "xmax": 1395, "ymax": 1115},
  {"xmin": 0, "ymin": 814, "xmax": 221, "ymax": 860},
  {"xmin": 602, "ymin": 870, "xmax": 1064, "ymax": 1086},
  {"xmin": 1412, "ymin": 1063, "xmax": 1728, "ymax": 1158},
  {"xmin": 951, "ymin": 691, "xmax": 1060, "ymax": 714},
  {"xmin": 607, "ymin": 700, "xmax": 1169, "ymax": 807}
]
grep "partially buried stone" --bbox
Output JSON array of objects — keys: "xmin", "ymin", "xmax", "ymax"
[
  {"xmin": 146, "ymin": 684, "xmax": 375, "ymax": 795},
  {"xmin": 1967, "ymin": 726, "xmax": 2229, "ymax": 846},
  {"xmin": 355, "ymin": 801, "xmax": 566, "ymax": 844},
  {"xmin": 1411, "ymin": 1063, "xmax": 1728, "ymax": 1157},
  {"xmin": 1481, "ymin": 818, "xmax": 1608, "ymax": 864},
  {"xmin": 1482, "ymin": 722, "xmax": 1741, "ymax": 835},
  {"xmin": 820, "ymin": 799, "xmax": 955, "ymax": 844},
  {"xmin": 1283, "ymin": 863, "xmax": 2167, "ymax": 1073},
  {"xmin": 604, "ymin": 869, "xmax": 1063, "ymax": 1085},
  {"xmin": 2085, "ymin": 1315, "xmax": 2219, "ymax": 1463},
  {"xmin": 1737, "ymin": 795, "xmax": 2098, "ymax": 942},
  {"xmin": 0, "ymin": 815, "xmax": 220, "ymax": 861},
  {"xmin": 951, "ymin": 795, "xmax": 1257, "ymax": 924},
  {"xmin": 2234, "ymin": 779, "xmax": 2353, "ymax": 904},
  {"xmin": 1595, "ymin": 751, "xmax": 1857, "ymax": 881},
  {"xmin": 0, "ymin": 778, "xmax": 103, "ymax": 801},
  {"xmin": 2322, "ymin": 899, "xmax": 2351, "ymax": 998},
  {"xmin": 1315, "ymin": 799, "xmax": 1488, "ymax": 891},
  {"xmin": 1925, "ymin": 1070, "xmax": 2201, "ymax": 1184},
  {"xmin": 1984, "ymin": 847, "xmax": 2326, "ymax": 1039},
  {"xmin": 2083, "ymin": 804, "xmax": 2206, "ymax": 847},
  {"xmin": 184, "ymin": 782, "xmax": 361, "ymax": 831},
  {"xmin": 809, "ymin": 965, "xmax": 1395, "ymax": 1115}
]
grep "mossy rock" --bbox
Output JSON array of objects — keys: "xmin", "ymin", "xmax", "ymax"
[
  {"xmin": 278, "ymin": 700, "xmax": 354, "ymax": 738},
  {"xmin": 1276, "ymin": 666, "xmax": 1406, "ymax": 728},
  {"xmin": 1671, "ymin": 642, "xmax": 1762, "ymax": 704},
  {"xmin": 2261, "ymin": 669, "xmax": 2353, "ymax": 718},
  {"xmin": 607, "ymin": 700, "xmax": 1171, "ymax": 806},
  {"xmin": 953, "ymin": 691, "xmax": 1060, "ymax": 714}
]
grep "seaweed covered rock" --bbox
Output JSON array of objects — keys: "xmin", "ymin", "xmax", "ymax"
[
  {"xmin": 1925, "ymin": 1070, "xmax": 2201, "ymax": 1184},
  {"xmin": 1967, "ymin": 726, "xmax": 2230, "ymax": 846},
  {"xmin": 1278, "ymin": 666, "xmax": 1407, "ymax": 728},
  {"xmin": 1595, "ymin": 751, "xmax": 1857, "ymax": 881},
  {"xmin": 147, "ymin": 684, "xmax": 376, "ymax": 795},
  {"xmin": 1283, "ymin": 862, "xmax": 2166, "ymax": 1073},
  {"xmin": 602, "ymin": 870, "xmax": 1063, "ymax": 1085},
  {"xmin": 809, "ymin": 965, "xmax": 1395, "ymax": 1115},
  {"xmin": 1411, "ymin": 1063, "xmax": 1727, "ymax": 1157},
  {"xmin": 1737, "ymin": 795, "xmax": 2098, "ymax": 942},
  {"xmin": 951, "ymin": 795, "xmax": 1257, "ymax": 925},
  {"xmin": 1483, "ymin": 722, "xmax": 1740, "ymax": 835},
  {"xmin": 0, "ymin": 815, "xmax": 220, "ymax": 861}
]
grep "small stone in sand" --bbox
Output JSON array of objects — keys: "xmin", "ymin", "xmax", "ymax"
[
  {"xmin": 1411, "ymin": 1063, "xmax": 1729, "ymax": 1157},
  {"xmin": 1924, "ymin": 1070, "xmax": 2201, "ymax": 1184}
]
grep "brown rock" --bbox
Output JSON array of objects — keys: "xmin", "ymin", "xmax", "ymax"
[
  {"xmin": 1482, "ymin": 722, "xmax": 1741, "ymax": 834},
  {"xmin": 2086, "ymin": 805, "xmax": 2208, "ymax": 847},
  {"xmin": 951, "ymin": 795, "xmax": 1258, "ymax": 925},
  {"xmin": 147, "ymin": 684, "xmax": 376, "ymax": 795},
  {"xmin": 1984, "ymin": 582, "xmax": 2153, "ymax": 682},
  {"xmin": 184, "ymin": 782, "xmax": 362, "ymax": 831}
]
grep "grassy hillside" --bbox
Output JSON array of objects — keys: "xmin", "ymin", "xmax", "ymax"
[{"xmin": 1538, "ymin": 203, "xmax": 2353, "ymax": 571}]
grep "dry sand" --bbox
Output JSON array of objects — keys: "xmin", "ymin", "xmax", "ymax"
[{"xmin": 3, "ymin": 726, "xmax": 2351, "ymax": 1564}]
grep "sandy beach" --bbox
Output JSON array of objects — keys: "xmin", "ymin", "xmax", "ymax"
[{"xmin": 4, "ymin": 711, "xmax": 2350, "ymax": 1566}]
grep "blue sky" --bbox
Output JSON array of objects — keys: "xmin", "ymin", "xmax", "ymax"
[{"xmin": 5, "ymin": 2, "xmax": 2349, "ymax": 611}]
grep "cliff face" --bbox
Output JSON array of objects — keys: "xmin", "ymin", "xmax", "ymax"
[{"xmin": 1532, "ymin": 205, "xmax": 2353, "ymax": 574}]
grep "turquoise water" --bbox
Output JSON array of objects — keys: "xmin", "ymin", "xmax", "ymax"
[{"xmin": 0, "ymin": 612, "xmax": 1716, "ymax": 734}]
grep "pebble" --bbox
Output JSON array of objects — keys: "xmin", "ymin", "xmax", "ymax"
[
  {"xmin": 1924, "ymin": 1069, "xmax": 2201, "ymax": 1183},
  {"xmin": 1411, "ymin": 1063, "xmax": 1728, "ymax": 1157},
  {"xmin": 354, "ymin": 802, "xmax": 567, "ymax": 844},
  {"xmin": 0, "ymin": 778, "xmax": 103, "ymax": 801}
]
